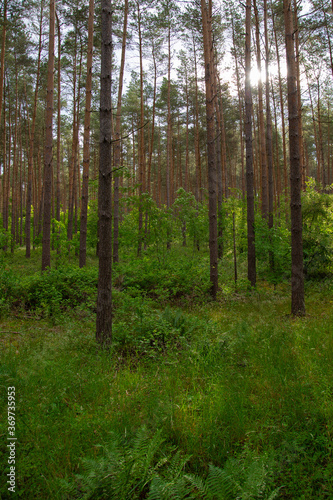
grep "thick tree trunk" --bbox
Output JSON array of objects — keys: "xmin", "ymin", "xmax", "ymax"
[
  {"xmin": 201, "ymin": 0, "xmax": 218, "ymax": 299},
  {"xmin": 42, "ymin": 0, "xmax": 55, "ymax": 271},
  {"xmin": 96, "ymin": 0, "xmax": 113, "ymax": 346},
  {"xmin": 283, "ymin": 0, "xmax": 305, "ymax": 316}
]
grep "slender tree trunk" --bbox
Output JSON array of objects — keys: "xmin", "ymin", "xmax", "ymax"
[
  {"xmin": 254, "ymin": 0, "xmax": 268, "ymax": 219},
  {"xmin": 0, "ymin": 0, "xmax": 7, "ymax": 124},
  {"xmin": 26, "ymin": 1, "xmax": 44, "ymax": 258},
  {"xmin": 193, "ymin": 34, "xmax": 202, "ymax": 203},
  {"xmin": 56, "ymin": 12, "xmax": 61, "ymax": 250},
  {"xmin": 272, "ymin": 5, "xmax": 288, "ymax": 206},
  {"xmin": 137, "ymin": 2, "xmax": 146, "ymax": 256},
  {"xmin": 264, "ymin": 0, "xmax": 274, "ymax": 269},
  {"xmin": 42, "ymin": 0, "xmax": 55, "ymax": 271},
  {"xmin": 284, "ymin": 0, "xmax": 305, "ymax": 316},
  {"xmin": 96, "ymin": 0, "xmax": 113, "ymax": 346},
  {"xmin": 113, "ymin": 0, "xmax": 128, "ymax": 264},
  {"xmin": 11, "ymin": 55, "xmax": 19, "ymax": 253},
  {"xmin": 245, "ymin": 0, "xmax": 256, "ymax": 287},
  {"xmin": 231, "ymin": 14, "xmax": 245, "ymax": 198},
  {"xmin": 67, "ymin": 30, "xmax": 78, "ymax": 244},
  {"xmin": 79, "ymin": 0, "xmax": 95, "ymax": 267}
]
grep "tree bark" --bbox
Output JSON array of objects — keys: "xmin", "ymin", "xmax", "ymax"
[
  {"xmin": 201, "ymin": 0, "xmax": 218, "ymax": 299},
  {"xmin": 245, "ymin": 0, "xmax": 256, "ymax": 287},
  {"xmin": 42, "ymin": 0, "xmax": 55, "ymax": 271},
  {"xmin": 283, "ymin": 0, "xmax": 305, "ymax": 316},
  {"xmin": 96, "ymin": 0, "xmax": 113, "ymax": 346},
  {"xmin": 26, "ymin": 1, "xmax": 44, "ymax": 258}
]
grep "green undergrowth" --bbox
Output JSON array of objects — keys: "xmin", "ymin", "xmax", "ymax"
[{"xmin": 1, "ymin": 249, "xmax": 333, "ymax": 498}]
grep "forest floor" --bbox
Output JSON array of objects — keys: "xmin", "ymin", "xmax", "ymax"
[{"xmin": 1, "ymin": 247, "xmax": 333, "ymax": 499}]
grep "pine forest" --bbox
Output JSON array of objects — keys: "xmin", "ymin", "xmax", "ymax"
[{"xmin": 1, "ymin": 0, "xmax": 333, "ymax": 497}]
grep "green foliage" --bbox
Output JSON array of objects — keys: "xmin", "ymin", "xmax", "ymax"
[
  {"xmin": 114, "ymin": 250, "xmax": 211, "ymax": 303},
  {"xmin": 61, "ymin": 427, "xmax": 280, "ymax": 500},
  {"xmin": 302, "ymin": 181, "xmax": 333, "ymax": 279},
  {"xmin": 254, "ymin": 215, "xmax": 291, "ymax": 284},
  {"xmin": 113, "ymin": 301, "xmax": 198, "ymax": 356},
  {"xmin": 25, "ymin": 266, "xmax": 98, "ymax": 316},
  {"xmin": 60, "ymin": 427, "xmax": 191, "ymax": 500}
]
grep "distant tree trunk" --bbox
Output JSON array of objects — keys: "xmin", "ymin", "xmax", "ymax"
[
  {"xmin": 2, "ymin": 84, "xmax": 7, "ymax": 247},
  {"xmin": 148, "ymin": 40, "xmax": 157, "ymax": 195},
  {"xmin": 245, "ymin": 0, "xmax": 256, "ymax": 287},
  {"xmin": 67, "ymin": 29, "xmax": 78, "ymax": 244},
  {"xmin": 166, "ymin": 17, "xmax": 172, "ymax": 249},
  {"xmin": 192, "ymin": 34, "xmax": 202, "ymax": 204},
  {"xmin": 113, "ymin": 0, "xmax": 128, "ymax": 264},
  {"xmin": 96, "ymin": 0, "xmax": 113, "ymax": 346},
  {"xmin": 41, "ymin": 0, "xmax": 55, "ymax": 271},
  {"xmin": 283, "ymin": 0, "xmax": 305, "ymax": 316},
  {"xmin": 272, "ymin": 7, "xmax": 288, "ymax": 205},
  {"xmin": 231, "ymin": 15, "xmax": 245, "ymax": 198},
  {"xmin": 79, "ymin": 0, "xmax": 95, "ymax": 268},
  {"xmin": 253, "ymin": 0, "xmax": 268, "ymax": 219},
  {"xmin": 264, "ymin": 0, "xmax": 274, "ymax": 268},
  {"xmin": 11, "ymin": 55, "xmax": 19, "ymax": 254},
  {"xmin": 201, "ymin": 0, "xmax": 218, "ymax": 299}
]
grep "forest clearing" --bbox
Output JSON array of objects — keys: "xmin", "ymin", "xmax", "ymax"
[{"xmin": 1, "ymin": 0, "xmax": 333, "ymax": 497}]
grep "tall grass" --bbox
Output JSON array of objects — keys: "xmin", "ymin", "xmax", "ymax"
[{"xmin": 1, "ymin": 249, "xmax": 333, "ymax": 498}]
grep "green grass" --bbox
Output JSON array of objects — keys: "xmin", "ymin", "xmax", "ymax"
[{"xmin": 1, "ymin": 248, "xmax": 333, "ymax": 498}]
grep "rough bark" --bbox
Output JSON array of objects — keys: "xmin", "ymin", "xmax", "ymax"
[
  {"xmin": 201, "ymin": 0, "xmax": 218, "ymax": 299},
  {"xmin": 41, "ymin": 0, "xmax": 55, "ymax": 271},
  {"xmin": 283, "ymin": 0, "xmax": 305, "ymax": 316},
  {"xmin": 96, "ymin": 0, "xmax": 113, "ymax": 346}
]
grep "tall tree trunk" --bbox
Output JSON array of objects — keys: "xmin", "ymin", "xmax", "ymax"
[
  {"xmin": 192, "ymin": 34, "xmax": 202, "ymax": 204},
  {"xmin": 0, "ymin": 0, "xmax": 7, "ymax": 124},
  {"xmin": 283, "ymin": 0, "xmax": 305, "ymax": 316},
  {"xmin": 113, "ymin": 0, "xmax": 128, "ymax": 264},
  {"xmin": 245, "ymin": 0, "xmax": 256, "ymax": 287},
  {"xmin": 272, "ymin": 6, "xmax": 288, "ymax": 206},
  {"xmin": 253, "ymin": 0, "xmax": 268, "ymax": 219},
  {"xmin": 79, "ymin": 0, "xmax": 95, "ymax": 268},
  {"xmin": 26, "ymin": 0, "xmax": 44, "ymax": 258},
  {"xmin": 11, "ymin": 54, "xmax": 19, "ymax": 253},
  {"xmin": 42, "ymin": 0, "xmax": 55, "ymax": 271},
  {"xmin": 264, "ymin": 0, "xmax": 274, "ymax": 267},
  {"xmin": 137, "ymin": 2, "xmax": 146, "ymax": 256},
  {"xmin": 96, "ymin": 0, "xmax": 113, "ymax": 346},
  {"xmin": 67, "ymin": 30, "xmax": 78, "ymax": 243},
  {"xmin": 201, "ymin": 0, "xmax": 218, "ymax": 299},
  {"xmin": 231, "ymin": 14, "xmax": 245, "ymax": 198},
  {"xmin": 56, "ymin": 11, "xmax": 61, "ymax": 248}
]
